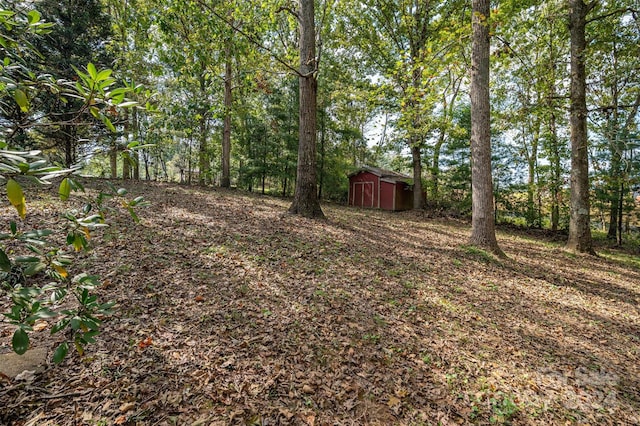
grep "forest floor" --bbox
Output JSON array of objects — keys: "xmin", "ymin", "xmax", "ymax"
[{"xmin": 1, "ymin": 179, "xmax": 639, "ymax": 425}]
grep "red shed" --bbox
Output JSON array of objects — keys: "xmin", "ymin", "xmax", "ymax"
[{"xmin": 348, "ymin": 166, "xmax": 413, "ymax": 211}]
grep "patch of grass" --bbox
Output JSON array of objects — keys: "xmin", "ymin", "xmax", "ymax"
[
  {"xmin": 461, "ymin": 244, "xmax": 499, "ymax": 264},
  {"xmin": 373, "ymin": 314, "xmax": 386, "ymax": 326},
  {"xmin": 362, "ymin": 333, "xmax": 381, "ymax": 344},
  {"xmin": 600, "ymin": 250, "xmax": 640, "ymax": 269},
  {"xmin": 387, "ymin": 268, "xmax": 403, "ymax": 277},
  {"xmin": 489, "ymin": 393, "xmax": 519, "ymax": 423},
  {"xmin": 313, "ymin": 289, "xmax": 327, "ymax": 298}
]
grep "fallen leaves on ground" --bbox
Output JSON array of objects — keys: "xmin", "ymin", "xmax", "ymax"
[{"xmin": 1, "ymin": 180, "xmax": 639, "ymax": 425}]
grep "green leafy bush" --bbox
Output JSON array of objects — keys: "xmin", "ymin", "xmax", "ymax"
[{"xmin": 0, "ymin": 4, "xmax": 146, "ymax": 363}]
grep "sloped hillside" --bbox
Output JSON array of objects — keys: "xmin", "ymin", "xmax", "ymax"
[{"xmin": 1, "ymin": 180, "xmax": 639, "ymax": 425}]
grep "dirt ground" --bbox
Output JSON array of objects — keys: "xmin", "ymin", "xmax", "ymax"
[{"xmin": 1, "ymin": 180, "xmax": 639, "ymax": 425}]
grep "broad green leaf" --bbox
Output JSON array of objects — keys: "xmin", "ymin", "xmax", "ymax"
[
  {"xmin": 52, "ymin": 342, "xmax": 68, "ymax": 364},
  {"xmin": 0, "ymin": 248, "xmax": 10, "ymax": 272},
  {"xmin": 23, "ymin": 261, "xmax": 46, "ymax": 276},
  {"xmin": 18, "ymin": 162, "xmax": 29, "ymax": 173},
  {"xmin": 14, "ymin": 89, "xmax": 28, "ymax": 112},
  {"xmin": 128, "ymin": 206, "xmax": 140, "ymax": 223},
  {"xmin": 87, "ymin": 63, "xmax": 97, "ymax": 80},
  {"xmin": 100, "ymin": 114, "xmax": 116, "ymax": 132},
  {"xmin": 27, "ymin": 10, "xmax": 41, "ymax": 24},
  {"xmin": 50, "ymin": 318, "xmax": 69, "ymax": 334},
  {"xmin": 6, "ymin": 179, "xmax": 26, "ymax": 219},
  {"xmin": 12, "ymin": 328, "xmax": 29, "ymax": 355},
  {"xmin": 72, "ymin": 234, "xmax": 85, "ymax": 252},
  {"xmin": 15, "ymin": 255, "xmax": 39, "ymax": 263},
  {"xmin": 59, "ymin": 177, "xmax": 71, "ymax": 201},
  {"xmin": 95, "ymin": 69, "xmax": 112, "ymax": 82},
  {"xmin": 70, "ymin": 317, "xmax": 80, "ymax": 330}
]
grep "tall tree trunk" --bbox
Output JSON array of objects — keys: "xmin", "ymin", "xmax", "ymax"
[
  {"xmin": 288, "ymin": 0, "xmax": 324, "ymax": 218},
  {"xmin": 469, "ymin": 0, "xmax": 503, "ymax": 255},
  {"xmin": 198, "ymin": 74, "xmax": 209, "ymax": 186},
  {"xmin": 132, "ymin": 108, "xmax": 140, "ymax": 180},
  {"xmin": 430, "ymin": 130, "xmax": 445, "ymax": 203},
  {"xmin": 549, "ymin": 109, "xmax": 561, "ymax": 231},
  {"xmin": 122, "ymin": 109, "xmax": 130, "ymax": 180},
  {"xmin": 607, "ymin": 104, "xmax": 621, "ymax": 240},
  {"xmin": 188, "ymin": 138, "xmax": 193, "ymax": 185},
  {"xmin": 318, "ymin": 106, "xmax": 326, "ymax": 200},
  {"xmin": 63, "ymin": 124, "xmax": 75, "ymax": 168},
  {"xmin": 221, "ymin": 41, "xmax": 233, "ymax": 188},
  {"xmin": 411, "ymin": 142, "xmax": 425, "ymax": 209},
  {"xmin": 110, "ymin": 137, "xmax": 118, "ymax": 178},
  {"xmin": 545, "ymin": 15, "xmax": 562, "ymax": 232},
  {"xmin": 526, "ymin": 120, "xmax": 540, "ymax": 227},
  {"xmin": 566, "ymin": 0, "xmax": 595, "ymax": 254}
]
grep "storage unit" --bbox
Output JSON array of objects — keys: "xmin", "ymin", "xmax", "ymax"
[{"xmin": 348, "ymin": 166, "xmax": 413, "ymax": 211}]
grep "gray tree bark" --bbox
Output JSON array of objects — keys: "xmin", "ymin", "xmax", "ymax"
[
  {"xmin": 469, "ymin": 0, "xmax": 503, "ymax": 255},
  {"xmin": 566, "ymin": 0, "xmax": 595, "ymax": 254},
  {"xmin": 221, "ymin": 39, "xmax": 233, "ymax": 188},
  {"xmin": 288, "ymin": 0, "xmax": 324, "ymax": 218}
]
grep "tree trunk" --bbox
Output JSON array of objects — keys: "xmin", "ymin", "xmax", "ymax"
[
  {"xmin": 607, "ymin": 107, "xmax": 621, "ymax": 240},
  {"xmin": 549, "ymin": 110, "xmax": 561, "ymax": 231},
  {"xmin": 526, "ymin": 121, "xmax": 540, "ymax": 227},
  {"xmin": 411, "ymin": 142, "xmax": 425, "ymax": 209},
  {"xmin": 221, "ymin": 40, "xmax": 233, "ymax": 188},
  {"xmin": 187, "ymin": 139, "xmax": 192, "ymax": 185},
  {"xmin": 63, "ymin": 124, "xmax": 75, "ymax": 168},
  {"xmin": 469, "ymin": 0, "xmax": 503, "ymax": 256},
  {"xmin": 431, "ymin": 129, "xmax": 445, "ymax": 203},
  {"xmin": 110, "ymin": 138, "xmax": 118, "ymax": 178},
  {"xmin": 122, "ymin": 109, "xmax": 130, "ymax": 180},
  {"xmin": 288, "ymin": 0, "xmax": 324, "ymax": 218},
  {"xmin": 318, "ymin": 106, "xmax": 326, "ymax": 200},
  {"xmin": 566, "ymin": 0, "xmax": 595, "ymax": 254},
  {"xmin": 132, "ymin": 108, "xmax": 140, "ymax": 180},
  {"xmin": 545, "ymin": 16, "xmax": 561, "ymax": 232},
  {"xmin": 198, "ymin": 74, "xmax": 209, "ymax": 186}
]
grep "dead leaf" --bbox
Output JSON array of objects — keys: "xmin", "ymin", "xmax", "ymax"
[
  {"xmin": 32, "ymin": 321, "xmax": 48, "ymax": 332},
  {"xmin": 138, "ymin": 336, "xmax": 153, "ymax": 349},
  {"xmin": 387, "ymin": 396, "xmax": 401, "ymax": 408},
  {"xmin": 119, "ymin": 401, "xmax": 135, "ymax": 413}
]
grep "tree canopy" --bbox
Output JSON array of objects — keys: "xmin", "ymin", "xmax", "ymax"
[{"xmin": 1, "ymin": 0, "xmax": 639, "ymax": 245}]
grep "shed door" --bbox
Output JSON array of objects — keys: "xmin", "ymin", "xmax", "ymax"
[{"xmin": 353, "ymin": 182, "xmax": 374, "ymax": 208}]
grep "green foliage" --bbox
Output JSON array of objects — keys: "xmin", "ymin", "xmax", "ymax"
[
  {"xmin": 0, "ymin": 3, "xmax": 145, "ymax": 362},
  {"xmin": 0, "ymin": 149, "xmax": 146, "ymax": 362}
]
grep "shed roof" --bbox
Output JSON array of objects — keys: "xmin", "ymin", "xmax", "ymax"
[{"xmin": 348, "ymin": 166, "xmax": 411, "ymax": 183}]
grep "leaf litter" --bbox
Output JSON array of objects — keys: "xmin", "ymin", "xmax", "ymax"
[{"xmin": 1, "ymin": 180, "xmax": 639, "ymax": 425}]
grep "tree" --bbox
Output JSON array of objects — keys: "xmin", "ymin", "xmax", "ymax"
[
  {"xmin": 344, "ymin": 0, "xmax": 463, "ymax": 210},
  {"xmin": 288, "ymin": 0, "xmax": 324, "ymax": 218},
  {"xmin": 33, "ymin": 0, "xmax": 113, "ymax": 166},
  {"xmin": 566, "ymin": 0, "xmax": 596, "ymax": 254},
  {"xmin": 469, "ymin": 0, "xmax": 503, "ymax": 255}
]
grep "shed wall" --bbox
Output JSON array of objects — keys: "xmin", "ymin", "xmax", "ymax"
[
  {"xmin": 380, "ymin": 181, "xmax": 395, "ymax": 210},
  {"xmin": 349, "ymin": 171, "xmax": 379, "ymax": 208}
]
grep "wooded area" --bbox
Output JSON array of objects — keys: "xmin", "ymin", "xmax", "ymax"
[
  {"xmin": 1, "ymin": 0, "xmax": 639, "ymax": 424},
  {"xmin": 2, "ymin": 0, "xmax": 639, "ymax": 245}
]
